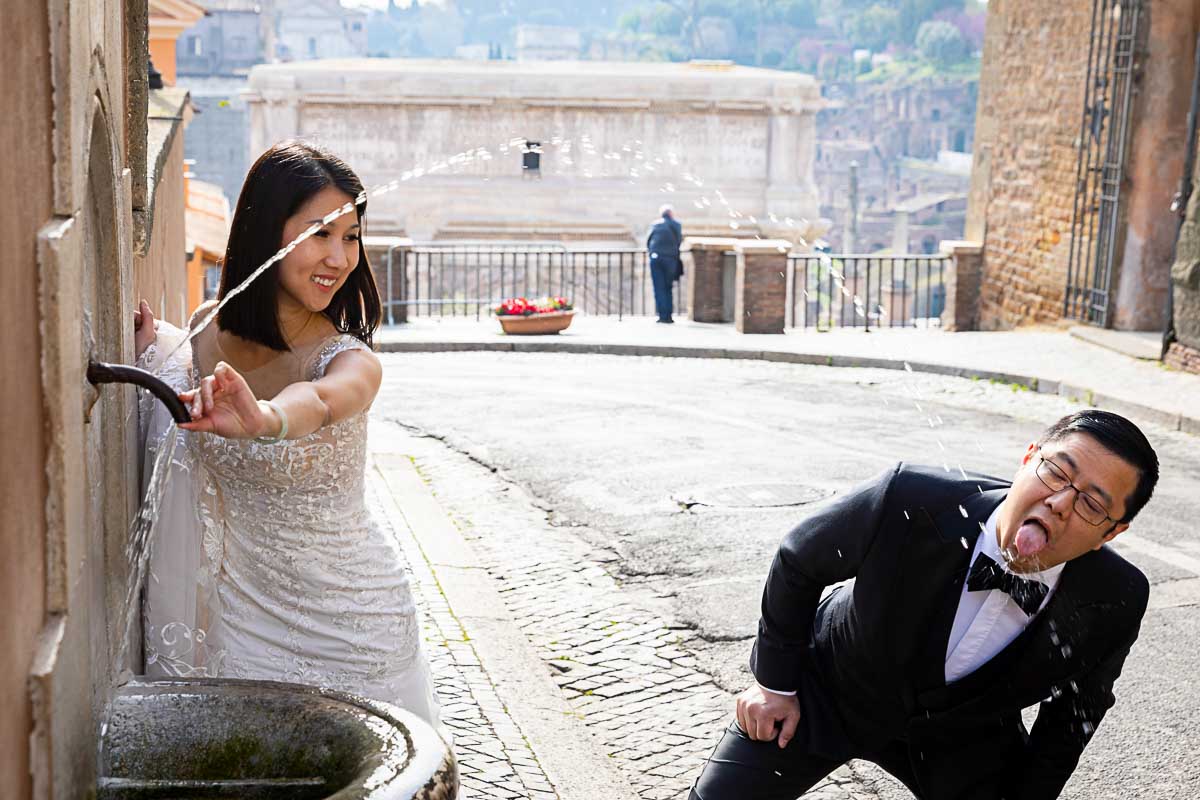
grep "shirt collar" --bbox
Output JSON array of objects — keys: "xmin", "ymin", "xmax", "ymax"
[{"xmin": 979, "ymin": 504, "xmax": 1065, "ymax": 587}]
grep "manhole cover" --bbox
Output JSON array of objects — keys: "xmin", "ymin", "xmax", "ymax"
[{"xmin": 689, "ymin": 483, "xmax": 832, "ymax": 509}]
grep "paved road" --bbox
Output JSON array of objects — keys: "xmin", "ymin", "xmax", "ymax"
[{"xmin": 375, "ymin": 350, "xmax": 1200, "ymax": 799}]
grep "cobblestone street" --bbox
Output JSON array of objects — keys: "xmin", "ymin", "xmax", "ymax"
[
  {"xmin": 366, "ymin": 349, "xmax": 1200, "ymax": 799},
  {"xmin": 369, "ymin": 424, "xmax": 882, "ymax": 799}
]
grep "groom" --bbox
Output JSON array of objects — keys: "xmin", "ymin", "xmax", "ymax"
[{"xmin": 690, "ymin": 410, "xmax": 1158, "ymax": 800}]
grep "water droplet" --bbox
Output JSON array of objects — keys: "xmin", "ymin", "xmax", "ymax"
[
  {"xmin": 837, "ymin": 549, "xmax": 843, "ymax": 558},
  {"xmin": 959, "ymin": 505, "xmax": 968, "ymax": 518},
  {"xmin": 960, "ymin": 537, "xmax": 969, "ymax": 549}
]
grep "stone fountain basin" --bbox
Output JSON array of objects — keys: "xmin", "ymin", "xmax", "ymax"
[{"xmin": 98, "ymin": 679, "xmax": 457, "ymax": 800}]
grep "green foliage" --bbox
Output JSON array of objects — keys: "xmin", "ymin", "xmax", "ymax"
[
  {"xmin": 857, "ymin": 54, "xmax": 979, "ymax": 82},
  {"xmin": 778, "ymin": 0, "xmax": 818, "ymax": 27},
  {"xmin": 898, "ymin": 0, "xmax": 964, "ymax": 43},
  {"xmin": 915, "ymin": 19, "xmax": 970, "ymax": 66},
  {"xmin": 848, "ymin": 3, "xmax": 901, "ymax": 51},
  {"xmin": 617, "ymin": 9, "xmax": 643, "ymax": 32},
  {"xmin": 650, "ymin": 2, "xmax": 685, "ymax": 35}
]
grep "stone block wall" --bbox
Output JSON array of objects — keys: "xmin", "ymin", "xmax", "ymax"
[{"xmin": 968, "ymin": 0, "xmax": 1095, "ymax": 330}]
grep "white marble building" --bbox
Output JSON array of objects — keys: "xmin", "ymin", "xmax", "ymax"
[
  {"xmin": 275, "ymin": 0, "xmax": 367, "ymax": 61},
  {"xmin": 245, "ymin": 58, "xmax": 824, "ymax": 244}
]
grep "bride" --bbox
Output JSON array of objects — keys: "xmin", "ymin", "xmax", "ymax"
[{"xmin": 135, "ymin": 140, "xmax": 439, "ymax": 727}]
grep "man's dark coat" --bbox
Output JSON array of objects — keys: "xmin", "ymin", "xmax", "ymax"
[
  {"xmin": 751, "ymin": 463, "xmax": 1149, "ymax": 800},
  {"xmin": 647, "ymin": 215, "xmax": 683, "ymax": 280}
]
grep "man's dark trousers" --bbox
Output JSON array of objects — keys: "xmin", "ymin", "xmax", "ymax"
[
  {"xmin": 688, "ymin": 463, "xmax": 1149, "ymax": 800},
  {"xmin": 690, "ymin": 723, "xmax": 921, "ymax": 799},
  {"xmin": 650, "ymin": 256, "xmax": 678, "ymax": 321}
]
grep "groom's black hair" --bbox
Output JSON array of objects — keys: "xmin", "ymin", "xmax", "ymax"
[
  {"xmin": 217, "ymin": 140, "xmax": 381, "ymax": 351},
  {"xmin": 1038, "ymin": 409, "xmax": 1159, "ymax": 523}
]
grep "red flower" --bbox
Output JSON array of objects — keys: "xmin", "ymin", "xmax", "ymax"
[{"xmin": 495, "ymin": 296, "xmax": 573, "ymax": 317}]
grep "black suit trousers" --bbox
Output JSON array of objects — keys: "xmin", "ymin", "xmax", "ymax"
[{"xmin": 689, "ymin": 721, "xmax": 922, "ymax": 800}]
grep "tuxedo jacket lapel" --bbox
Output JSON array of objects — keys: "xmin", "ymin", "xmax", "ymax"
[{"xmin": 910, "ymin": 488, "xmax": 1008, "ymax": 697}]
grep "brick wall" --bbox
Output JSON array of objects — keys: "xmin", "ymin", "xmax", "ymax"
[
  {"xmin": 1165, "ymin": 341, "xmax": 1200, "ymax": 374},
  {"xmin": 735, "ymin": 244, "xmax": 788, "ymax": 334},
  {"xmin": 970, "ymin": 0, "xmax": 1093, "ymax": 330}
]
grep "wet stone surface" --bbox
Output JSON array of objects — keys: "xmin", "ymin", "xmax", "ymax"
[{"xmin": 684, "ymin": 482, "xmax": 834, "ymax": 508}]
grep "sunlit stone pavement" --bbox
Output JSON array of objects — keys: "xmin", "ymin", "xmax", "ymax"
[{"xmin": 366, "ymin": 345, "xmax": 1200, "ymax": 799}]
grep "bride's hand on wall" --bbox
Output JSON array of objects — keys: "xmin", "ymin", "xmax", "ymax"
[
  {"xmin": 134, "ymin": 299, "xmax": 157, "ymax": 360},
  {"xmin": 178, "ymin": 362, "xmax": 278, "ymax": 440}
]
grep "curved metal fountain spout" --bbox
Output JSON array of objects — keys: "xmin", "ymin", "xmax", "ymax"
[{"xmin": 87, "ymin": 361, "xmax": 192, "ymax": 423}]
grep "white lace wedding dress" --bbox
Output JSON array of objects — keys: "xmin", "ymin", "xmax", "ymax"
[{"xmin": 137, "ymin": 322, "xmax": 440, "ymax": 728}]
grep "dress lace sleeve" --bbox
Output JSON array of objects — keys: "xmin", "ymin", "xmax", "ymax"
[{"xmin": 309, "ymin": 334, "xmax": 373, "ymax": 381}]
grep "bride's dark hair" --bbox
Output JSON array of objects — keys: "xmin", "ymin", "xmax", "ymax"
[{"xmin": 217, "ymin": 140, "xmax": 382, "ymax": 350}]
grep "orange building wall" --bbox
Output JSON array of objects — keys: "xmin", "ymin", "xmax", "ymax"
[{"xmin": 149, "ymin": 37, "xmax": 176, "ymax": 85}]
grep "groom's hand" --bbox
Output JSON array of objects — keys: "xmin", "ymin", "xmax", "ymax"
[{"xmin": 736, "ymin": 684, "xmax": 802, "ymax": 749}]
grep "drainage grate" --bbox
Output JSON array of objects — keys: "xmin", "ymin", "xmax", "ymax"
[{"xmin": 687, "ymin": 483, "xmax": 832, "ymax": 509}]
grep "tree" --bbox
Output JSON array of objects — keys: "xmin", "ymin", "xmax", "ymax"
[
  {"xmin": 915, "ymin": 19, "xmax": 970, "ymax": 66},
  {"xmin": 655, "ymin": 0, "xmax": 703, "ymax": 59},
  {"xmin": 899, "ymin": 0, "xmax": 963, "ymax": 43},
  {"xmin": 777, "ymin": 0, "xmax": 818, "ymax": 27},
  {"xmin": 650, "ymin": 2, "xmax": 685, "ymax": 35},
  {"xmin": 848, "ymin": 4, "xmax": 901, "ymax": 52},
  {"xmin": 617, "ymin": 9, "xmax": 643, "ymax": 32}
]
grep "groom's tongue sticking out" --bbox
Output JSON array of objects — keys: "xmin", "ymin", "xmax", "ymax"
[{"xmin": 996, "ymin": 432, "xmax": 1137, "ymax": 574}]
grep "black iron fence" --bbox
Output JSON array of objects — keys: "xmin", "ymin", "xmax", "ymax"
[
  {"xmin": 787, "ymin": 254, "xmax": 948, "ymax": 330},
  {"xmin": 370, "ymin": 243, "xmax": 949, "ymax": 329},
  {"xmin": 375, "ymin": 244, "xmax": 688, "ymax": 322}
]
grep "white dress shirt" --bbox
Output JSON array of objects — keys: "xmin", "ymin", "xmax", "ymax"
[
  {"xmin": 944, "ymin": 505, "xmax": 1063, "ymax": 682},
  {"xmin": 760, "ymin": 504, "xmax": 1064, "ymax": 695}
]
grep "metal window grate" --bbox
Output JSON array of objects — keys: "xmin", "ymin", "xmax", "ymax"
[{"xmin": 1065, "ymin": 0, "xmax": 1143, "ymax": 327}]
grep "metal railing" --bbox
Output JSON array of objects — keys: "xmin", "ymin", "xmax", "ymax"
[
  {"xmin": 787, "ymin": 254, "xmax": 948, "ymax": 330},
  {"xmin": 377, "ymin": 243, "xmax": 688, "ymax": 322}
]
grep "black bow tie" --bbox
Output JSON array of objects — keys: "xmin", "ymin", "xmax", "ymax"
[{"xmin": 967, "ymin": 553, "xmax": 1049, "ymax": 616}]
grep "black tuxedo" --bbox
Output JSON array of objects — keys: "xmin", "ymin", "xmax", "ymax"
[{"xmin": 701, "ymin": 463, "xmax": 1149, "ymax": 800}]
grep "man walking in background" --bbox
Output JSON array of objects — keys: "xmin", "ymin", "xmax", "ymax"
[{"xmin": 647, "ymin": 204, "xmax": 683, "ymax": 324}]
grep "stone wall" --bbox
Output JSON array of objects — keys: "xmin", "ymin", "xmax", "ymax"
[
  {"xmin": 246, "ymin": 59, "xmax": 823, "ymax": 246},
  {"xmin": 1111, "ymin": 0, "xmax": 1199, "ymax": 330},
  {"xmin": 1169, "ymin": 125, "xmax": 1200, "ymax": 373},
  {"xmin": 0, "ymin": 2, "xmax": 53, "ymax": 797},
  {"xmin": 136, "ymin": 89, "xmax": 192, "ymax": 325},
  {"xmin": 967, "ymin": 0, "xmax": 1094, "ymax": 329},
  {"xmin": 4, "ymin": 1, "xmax": 192, "ymax": 797},
  {"xmin": 968, "ymin": 0, "xmax": 1199, "ymax": 332}
]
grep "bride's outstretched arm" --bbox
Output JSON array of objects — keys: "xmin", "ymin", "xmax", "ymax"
[{"xmin": 178, "ymin": 349, "xmax": 382, "ymax": 440}]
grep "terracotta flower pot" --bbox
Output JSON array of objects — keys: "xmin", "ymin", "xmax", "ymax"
[{"xmin": 496, "ymin": 309, "xmax": 576, "ymax": 335}]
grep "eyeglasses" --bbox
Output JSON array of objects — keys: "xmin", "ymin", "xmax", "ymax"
[{"xmin": 1034, "ymin": 455, "xmax": 1115, "ymax": 527}]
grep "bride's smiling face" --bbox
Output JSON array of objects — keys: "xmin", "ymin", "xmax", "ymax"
[{"xmin": 277, "ymin": 185, "xmax": 361, "ymax": 314}]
